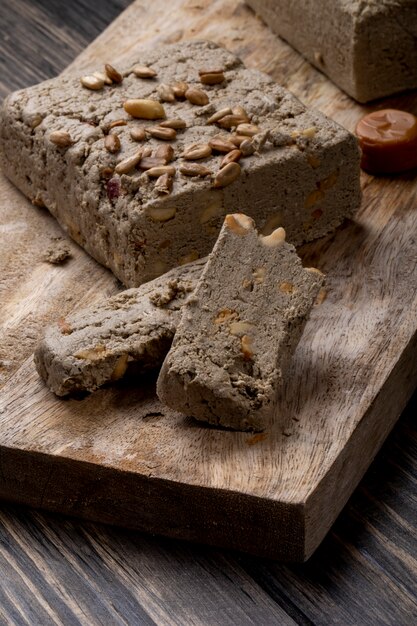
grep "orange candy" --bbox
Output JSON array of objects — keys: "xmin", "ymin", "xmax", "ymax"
[{"xmin": 355, "ymin": 109, "xmax": 417, "ymax": 174}]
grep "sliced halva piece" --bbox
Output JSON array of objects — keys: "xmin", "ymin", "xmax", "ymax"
[
  {"xmin": 0, "ymin": 40, "xmax": 360, "ymax": 287},
  {"xmin": 157, "ymin": 214, "xmax": 324, "ymax": 432},
  {"xmin": 34, "ymin": 259, "xmax": 205, "ymax": 396},
  {"xmin": 246, "ymin": 0, "xmax": 417, "ymax": 103}
]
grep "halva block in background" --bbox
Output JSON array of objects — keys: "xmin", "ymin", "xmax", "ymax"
[
  {"xmin": 246, "ymin": 0, "xmax": 417, "ymax": 103},
  {"xmin": 0, "ymin": 40, "xmax": 361, "ymax": 287},
  {"xmin": 35, "ymin": 259, "xmax": 205, "ymax": 396},
  {"xmin": 157, "ymin": 214, "xmax": 324, "ymax": 432}
]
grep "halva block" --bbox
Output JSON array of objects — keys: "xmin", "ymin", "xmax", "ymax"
[
  {"xmin": 157, "ymin": 214, "xmax": 324, "ymax": 431},
  {"xmin": 0, "ymin": 41, "xmax": 361, "ymax": 287}
]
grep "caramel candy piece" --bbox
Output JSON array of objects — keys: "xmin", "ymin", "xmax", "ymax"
[{"xmin": 356, "ymin": 109, "xmax": 417, "ymax": 174}]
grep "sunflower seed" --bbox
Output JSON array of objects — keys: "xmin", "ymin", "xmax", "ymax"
[
  {"xmin": 182, "ymin": 143, "xmax": 212, "ymax": 160},
  {"xmin": 104, "ymin": 133, "xmax": 121, "ymax": 153},
  {"xmin": 157, "ymin": 83, "xmax": 176, "ymax": 103},
  {"xmin": 302, "ymin": 127, "xmax": 317, "ymax": 138},
  {"xmin": 139, "ymin": 156, "xmax": 167, "ymax": 170},
  {"xmin": 93, "ymin": 71, "xmax": 112, "ymax": 85},
  {"xmin": 229, "ymin": 134, "xmax": 248, "ymax": 146},
  {"xmin": 130, "ymin": 127, "xmax": 147, "ymax": 142},
  {"xmin": 212, "ymin": 162, "xmax": 241, "ymax": 188},
  {"xmin": 154, "ymin": 173, "xmax": 173, "ymax": 194},
  {"xmin": 154, "ymin": 144, "xmax": 175, "ymax": 163},
  {"xmin": 123, "ymin": 99, "xmax": 166, "ymax": 120},
  {"xmin": 216, "ymin": 114, "xmax": 248, "ymax": 129},
  {"xmin": 147, "ymin": 206, "xmax": 176, "ymax": 222},
  {"xmin": 142, "ymin": 146, "xmax": 153, "ymax": 158},
  {"xmin": 171, "ymin": 81, "xmax": 188, "ymax": 98},
  {"xmin": 179, "ymin": 163, "xmax": 212, "ymax": 177},
  {"xmin": 206, "ymin": 107, "xmax": 232, "ymax": 124},
  {"xmin": 132, "ymin": 65, "xmax": 157, "ymax": 78},
  {"xmin": 80, "ymin": 75, "xmax": 104, "ymax": 90},
  {"xmin": 114, "ymin": 149, "xmax": 143, "ymax": 174},
  {"xmin": 208, "ymin": 136, "xmax": 236, "ymax": 153},
  {"xmin": 49, "ymin": 130, "xmax": 73, "ymax": 147},
  {"xmin": 232, "ymin": 105, "xmax": 250, "ymax": 121},
  {"xmin": 240, "ymin": 139, "xmax": 255, "ymax": 156},
  {"xmin": 145, "ymin": 165, "xmax": 176, "ymax": 178},
  {"xmin": 199, "ymin": 70, "xmax": 225, "ymax": 85},
  {"xmin": 260, "ymin": 227, "xmax": 286, "ymax": 247},
  {"xmin": 220, "ymin": 149, "xmax": 241, "ymax": 168},
  {"xmin": 146, "ymin": 126, "xmax": 177, "ymax": 140},
  {"xmin": 236, "ymin": 123, "xmax": 260, "ymax": 137},
  {"xmin": 105, "ymin": 63, "xmax": 123, "ymax": 84},
  {"xmin": 185, "ymin": 87, "xmax": 209, "ymax": 106},
  {"xmin": 106, "ymin": 119, "xmax": 127, "ymax": 131},
  {"xmin": 28, "ymin": 113, "xmax": 43, "ymax": 129},
  {"xmin": 159, "ymin": 118, "xmax": 187, "ymax": 129}
]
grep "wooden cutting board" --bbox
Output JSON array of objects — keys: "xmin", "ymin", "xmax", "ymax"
[{"xmin": 0, "ymin": 0, "xmax": 416, "ymax": 562}]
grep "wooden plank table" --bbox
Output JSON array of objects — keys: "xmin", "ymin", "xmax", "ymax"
[{"xmin": 0, "ymin": 0, "xmax": 416, "ymax": 623}]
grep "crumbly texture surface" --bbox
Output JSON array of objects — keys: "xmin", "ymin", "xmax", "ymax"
[
  {"xmin": 34, "ymin": 259, "xmax": 205, "ymax": 396},
  {"xmin": 43, "ymin": 237, "xmax": 72, "ymax": 265},
  {"xmin": 157, "ymin": 216, "xmax": 324, "ymax": 432},
  {"xmin": 0, "ymin": 41, "xmax": 360, "ymax": 287},
  {"xmin": 246, "ymin": 0, "xmax": 417, "ymax": 103}
]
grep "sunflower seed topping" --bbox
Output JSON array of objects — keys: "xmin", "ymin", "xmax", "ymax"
[
  {"xmin": 217, "ymin": 114, "xmax": 248, "ymax": 129},
  {"xmin": 80, "ymin": 75, "xmax": 104, "ymax": 90},
  {"xmin": 105, "ymin": 63, "xmax": 123, "ymax": 84},
  {"xmin": 123, "ymin": 99, "xmax": 166, "ymax": 120},
  {"xmin": 236, "ymin": 123, "xmax": 260, "ymax": 137},
  {"xmin": 199, "ymin": 70, "xmax": 225, "ymax": 85},
  {"xmin": 240, "ymin": 139, "xmax": 256, "ymax": 156},
  {"xmin": 157, "ymin": 83, "xmax": 176, "ymax": 103},
  {"xmin": 146, "ymin": 126, "xmax": 177, "ymax": 140},
  {"xmin": 145, "ymin": 165, "xmax": 176, "ymax": 178},
  {"xmin": 159, "ymin": 118, "xmax": 187, "ymax": 130},
  {"xmin": 132, "ymin": 65, "xmax": 157, "ymax": 78},
  {"xmin": 182, "ymin": 143, "xmax": 212, "ymax": 160},
  {"xmin": 179, "ymin": 163, "xmax": 212, "ymax": 177},
  {"xmin": 139, "ymin": 156, "xmax": 167, "ymax": 170},
  {"xmin": 93, "ymin": 71, "xmax": 112, "ymax": 85},
  {"xmin": 154, "ymin": 144, "xmax": 175, "ymax": 164},
  {"xmin": 104, "ymin": 133, "xmax": 121, "ymax": 153},
  {"xmin": 154, "ymin": 173, "xmax": 174, "ymax": 194},
  {"xmin": 220, "ymin": 149, "xmax": 242, "ymax": 168},
  {"xmin": 208, "ymin": 136, "xmax": 236, "ymax": 153},
  {"xmin": 185, "ymin": 87, "xmax": 209, "ymax": 106},
  {"xmin": 114, "ymin": 149, "xmax": 143, "ymax": 174},
  {"xmin": 49, "ymin": 130, "xmax": 73, "ymax": 147},
  {"xmin": 130, "ymin": 127, "xmax": 147, "ymax": 142},
  {"xmin": 212, "ymin": 162, "xmax": 241, "ymax": 188},
  {"xmin": 171, "ymin": 81, "xmax": 189, "ymax": 99}
]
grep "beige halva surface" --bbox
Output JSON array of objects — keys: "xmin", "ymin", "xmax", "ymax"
[
  {"xmin": 158, "ymin": 215, "xmax": 323, "ymax": 431},
  {"xmin": 35, "ymin": 259, "xmax": 205, "ymax": 396},
  {"xmin": 0, "ymin": 0, "xmax": 416, "ymax": 560},
  {"xmin": 0, "ymin": 40, "xmax": 360, "ymax": 287},
  {"xmin": 246, "ymin": 0, "xmax": 417, "ymax": 103}
]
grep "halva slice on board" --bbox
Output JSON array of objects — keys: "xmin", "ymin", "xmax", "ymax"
[{"xmin": 157, "ymin": 214, "xmax": 324, "ymax": 432}]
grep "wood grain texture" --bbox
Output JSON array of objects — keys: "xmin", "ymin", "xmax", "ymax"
[
  {"xmin": 0, "ymin": 1, "xmax": 416, "ymax": 623},
  {"xmin": 0, "ymin": 0, "xmax": 129, "ymax": 99},
  {"xmin": 0, "ymin": 0, "xmax": 415, "ymax": 596},
  {"xmin": 0, "ymin": 400, "xmax": 416, "ymax": 625},
  {"xmin": 0, "ymin": 0, "xmax": 416, "ymax": 582}
]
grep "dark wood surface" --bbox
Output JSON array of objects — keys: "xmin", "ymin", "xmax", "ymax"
[{"xmin": 0, "ymin": 1, "xmax": 416, "ymax": 624}]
